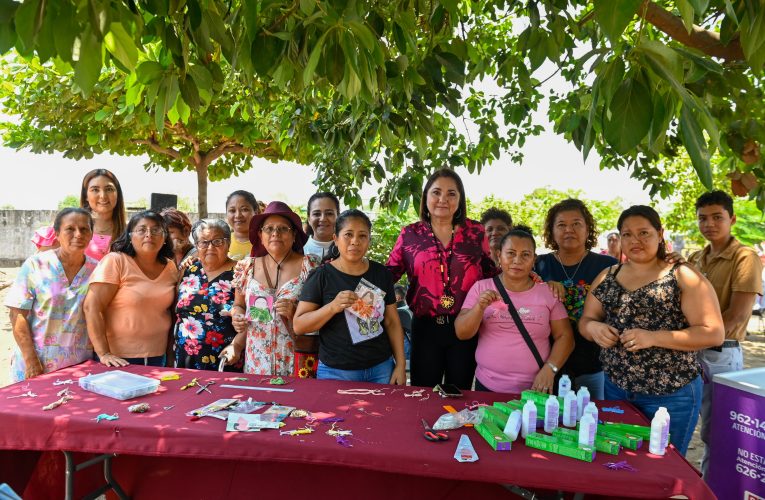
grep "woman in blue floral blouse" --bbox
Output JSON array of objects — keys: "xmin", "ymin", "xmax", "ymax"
[{"xmin": 174, "ymin": 219, "xmax": 242, "ymax": 372}]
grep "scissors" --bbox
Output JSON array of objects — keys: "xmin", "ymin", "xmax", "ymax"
[
  {"xmin": 421, "ymin": 419, "xmax": 448, "ymax": 442},
  {"xmin": 196, "ymin": 380, "xmax": 216, "ymax": 394}
]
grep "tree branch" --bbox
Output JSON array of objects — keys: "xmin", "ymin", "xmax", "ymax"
[
  {"xmin": 639, "ymin": 0, "xmax": 744, "ymax": 61},
  {"xmin": 131, "ymin": 134, "xmax": 182, "ymax": 159},
  {"xmin": 166, "ymin": 122, "xmax": 200, "ymax": 151},
  {"xmin": 200, "ymin": 142, "xmax": 254, "ymax": 167}
]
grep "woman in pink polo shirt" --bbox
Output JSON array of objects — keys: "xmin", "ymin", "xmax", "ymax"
[
  {"xmin": 32, "ymin": 169, "xmax": 126, "ymax": 261},
  {"xmin": 456, "ymin": 227, "xmax": 574, "ymax": 394}
]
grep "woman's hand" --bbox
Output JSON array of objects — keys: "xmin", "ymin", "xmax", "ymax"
[
  {"xmin": 664, "ymin": 251, "xmax": 686, "ymax": 265},
  {"xmin": 389, "ymin": 363, "xmax": 407, "ymax": 385},
  {"xmin": 531, "ymin": 365, "xmax": 555, "ymax": 394},
  {"xmin": 477, "ymin": 290, "xmax": 501, "ymax": 310},
  {"xmin": 24, "ymin": 356, "xmax": 44, "ymax": 379},
  {"xmin": 330, "ymin": 291, "xmax": 358, "ymax": 314},
  {"xmin": 221, "ymin": 307, "xmax": 249, "ymax": 334},
  {"xmin": 621, "ymin": 328, "xmax": 653, "ymax": 352},
  {"xmin": 99, "ymin": 353, "xmax": 129, "ymax": 367},
  {"xmin": 179, "ymin": 255, "xmax": 200, "ymax": 272},
  {"xmin": 219, "ymin": 343, "xmax": 242, "ymax": 365},
  {"xmin": 547, "ymin": 281, "xmax": 566, "ymax": 301},
  {"xmin": 275, "ymin": 298, "xmax": 297, "ymax": 319},
  {"xmin": 586, "ymin": 321, "xmax": 620, "ymax": 348}
]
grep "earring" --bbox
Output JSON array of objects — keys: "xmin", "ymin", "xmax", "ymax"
[{"xmin": 453, "ymin": 209, "xmax": 462, "ymax": 220}]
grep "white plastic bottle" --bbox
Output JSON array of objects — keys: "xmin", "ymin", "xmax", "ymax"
[
  {"xmin": 656, "ymin": 407, "xmax": 671, "ymax": 449},
  {"xmin": 562, "ymin": 391, "xmax": 578, "ymax": 427},
  {"xmin": 558, "ymin": 374, "xmax": 572, "ymax": 398},
  {"xmin": 504, "ymin": 410, "xmax": 522, "ymax": 441},
  {"xmin": 649, "ymin": 407, "xmax": 671, "ymax": 455},
  {"xmin": 649, "ymin": 409, "xmax": 669, "ymax": 455},
  {"xmin": 521, "ymin": 399, "xmax": 537, "ymax": 438},
  {"xmin": 544, "ymin": 395, "xmax": 560, "ymax": 433},
  {"xmin": 578, "ymin": 412, "xmax": 597, "ymax": 447},
  {"xmin": 576, "ymin": 386, "xmax": 590, "ymax": 420},
  {"xmin": 583, "ymin": 402, "xmax": 599, "ymax": 423}
]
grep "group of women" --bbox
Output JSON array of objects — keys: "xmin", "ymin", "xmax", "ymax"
[{"xmin": 6, "ymin": 167, "xmax": 724, "ymax": 456}]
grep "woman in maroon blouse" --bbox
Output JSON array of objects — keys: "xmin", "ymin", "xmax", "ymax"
[{"xmin": 387, "ymin": 169, "xmax": 496, "ymax": 389}]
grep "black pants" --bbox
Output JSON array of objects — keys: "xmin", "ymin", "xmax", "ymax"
[
  {"xmin": 411, "ymin": 316, "xmax": 477, "ymax": 390},
  {"xmin": 474, "ymin": 377, "xmax": 491, "ymax": 392}
]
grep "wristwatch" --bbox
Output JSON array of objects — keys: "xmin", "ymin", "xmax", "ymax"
[{"xmin": 547, "ymin": 362, "xmax": 559, "ymax": 374}]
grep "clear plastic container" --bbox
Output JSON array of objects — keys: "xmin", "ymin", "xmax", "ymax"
[{"xmin": 79, "ymin": 370, "xmax": 160, "ymax": 400}]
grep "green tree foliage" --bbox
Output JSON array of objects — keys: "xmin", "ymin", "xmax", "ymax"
[
  {"xmin": 368, "ymin": 207, "xmax": 419, "ymax": 265},
  {"xmin": 57, "ymin": 194, "xmax": 79, "ymax": 209},
  {"xmin": 0, "ymin": 0, "xmax": 764, "ymax": 213},
  {"xmin": 468, "ymin": 189, "xmax": 625, "ymax": 245},
  {"xmin": 176, "ymin": 196, "xmax": 197, "ymax": 214},
  {"xmin": 0, "ymin": 58, "xmax": 313, "ymax": 217}
]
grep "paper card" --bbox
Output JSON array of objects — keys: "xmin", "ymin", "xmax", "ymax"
[
  {"xmin": 260, "ymin": 405, "xmax": 296, "ymax": 422},
  {"xmin": 454, "ymin": 434, "xmax": 479, "ymax": 463},
  {"xmin": 346, "ymin": 278, "xmax": 385, "ymax": 320},
  {"xmin": 248, "ymin": 293, "xmax": 274, "ymax": 323},
  {"xmin": 344, "ymin": 278, "xmax": 386, "ymax": 345},
  {"xmin": 226, "ymin": 413, "xmax": 283, "ymax": 432},
  {"xmin": 214, "ymin": 398, "xmax": 266, "ymax": 420}
]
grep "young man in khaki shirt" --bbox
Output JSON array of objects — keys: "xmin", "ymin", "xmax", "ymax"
[{"xmin": 688, "ymin": 191, "xmax": 763, "ymax": 478}]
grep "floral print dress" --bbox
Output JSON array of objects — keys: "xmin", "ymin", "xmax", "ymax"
[
  {"xmin": 233, "ymin": 255, "xmax": 319, "ymax": 376},
  {"xmin": 174, "ymin": 263, "xmax": 242, "ymax": 372},
  {"xmin": 4, "ymin": 250, "xmax": 98, "ymax": 382}
]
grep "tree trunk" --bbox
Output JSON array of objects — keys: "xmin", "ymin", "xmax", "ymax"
[{"xmin": 195, "ymin": 161, "xmax": 208, "ymax": 218}]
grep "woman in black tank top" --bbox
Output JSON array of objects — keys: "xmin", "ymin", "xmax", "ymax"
[{"xmin": 578, "ymin": 205, "xmax": 723, "ymax": 455}]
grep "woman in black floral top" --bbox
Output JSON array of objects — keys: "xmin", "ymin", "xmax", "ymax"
[{"xmin": 579, "ymin": 206, "xmax": 723, "ymax": 455}]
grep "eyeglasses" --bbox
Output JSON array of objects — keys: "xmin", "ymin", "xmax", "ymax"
[
  {"xmin": 261, "ymin": 225, "xmax": 292, "ymax": 235},
  {"xmin": 131, "ymin": 227, "xmax": 164, "ymax": 237},
  {"xmin": 196, "ymin": 238, "xmax": 229, "ymax": 249},
  {"xmin": 621, "ymin": 231, "xmax": 656, "ymax": 242}
]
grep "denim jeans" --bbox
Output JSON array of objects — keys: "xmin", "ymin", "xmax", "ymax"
[
  {"xmin": 403, "ymin": 332, "xmax": 412, "ymax": 371},
  {"xmin": 604, "ymin": 374, "xmax": 702, "ymax": 455},
  {"xmin": 317, "ymin": 358, "xmax": 394, "ymax": 384},
  {"xmin": 699, "ymin": 346, "xmax": 743, "ymax": 477},
  {"xmin": 574, "ymin": 371, "xmax": 604, "ymax": 400}
]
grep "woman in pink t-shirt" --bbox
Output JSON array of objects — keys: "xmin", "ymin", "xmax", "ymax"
[{"xmin": 456, "ymin": 228, "xmax": 574, "ymax": 394}]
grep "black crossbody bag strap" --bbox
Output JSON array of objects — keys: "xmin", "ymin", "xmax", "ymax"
[{"xmin": 492, "ymin": 276, "xmax": 545, "ymax": 369}]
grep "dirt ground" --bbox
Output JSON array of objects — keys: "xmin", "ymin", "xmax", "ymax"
[{"xmin": 1, "ymin": 266, "xmax": 764, "ymax": 472}]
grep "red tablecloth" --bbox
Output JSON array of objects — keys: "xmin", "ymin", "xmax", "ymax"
[{"xmin": 0, "ymin": 362, "xmax": 714, "ymax": 499}]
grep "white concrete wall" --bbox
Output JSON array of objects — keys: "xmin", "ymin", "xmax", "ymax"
[{"xmin": 0, "ymin": 210, "xmax": 225, "ymax": 266}]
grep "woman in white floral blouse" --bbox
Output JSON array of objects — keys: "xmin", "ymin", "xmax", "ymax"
[{"xmin": 221, "ymin": 202, "xmax": 318, "ymax": 376}]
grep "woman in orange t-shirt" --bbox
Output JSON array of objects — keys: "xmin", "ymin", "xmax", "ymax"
[{"xmin": 84, "ymin": 211, "xmax": 179, "ymax": 367}]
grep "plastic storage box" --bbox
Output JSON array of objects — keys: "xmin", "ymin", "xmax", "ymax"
[{"xmin": 79, "ymin": 370, "xmax": 160, "ymax": 400}]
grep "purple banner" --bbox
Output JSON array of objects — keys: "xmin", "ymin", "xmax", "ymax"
[{"xmin": 707, "ymin": 381, "xmax": 765, "ymax": 499}]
